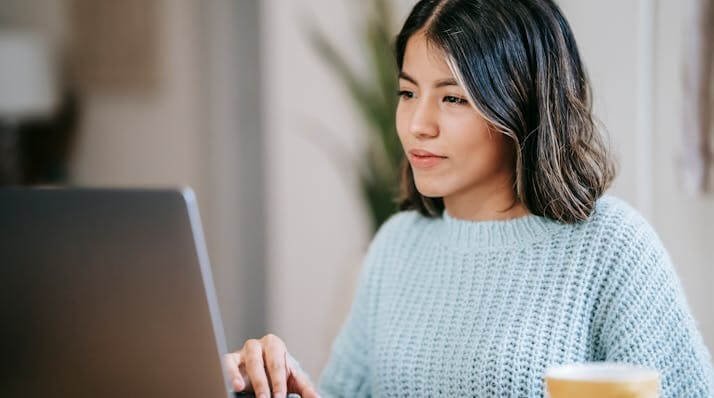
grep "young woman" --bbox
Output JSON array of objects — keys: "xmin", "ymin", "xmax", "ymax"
[{"xmin": 224, "ymin": 0, "xmax": 714, "ymax": 396}]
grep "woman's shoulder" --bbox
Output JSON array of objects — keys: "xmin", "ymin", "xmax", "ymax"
[
  {"xmin": 590, "ymin": 194, "xmax": 643, "ymax": 224},
  {"xmin": 372, "ymin": 209, "xmax": 423, "ymax": 241},
  {"xmin": 365, "ymin": 209, "xmax": 431, "ymax": 253},
  {"xmin": 589, "ymin": 194, "xmax": 657, "ymax": 236},
  {"xmin": 588, "ymin": 193, "xmax": 668, "ymax": 264}
]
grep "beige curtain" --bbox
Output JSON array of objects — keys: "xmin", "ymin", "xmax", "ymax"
[{"xmin": 682, "ymin": 0, "xmax": 714, "ymax": 194}]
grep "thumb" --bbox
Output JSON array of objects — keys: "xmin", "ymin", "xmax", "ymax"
[{"xmin": 286, "ymin": 354, "xmax": 321, "ymax": 398}]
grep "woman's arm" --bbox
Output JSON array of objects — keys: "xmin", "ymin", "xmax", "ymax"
[
  {"xmin": 315, "ymin": 211, "xmax": 409, "ymax": 398},
  {"xmin": 316, "ymin": 256, "xmax": 375, "ymax": 398},
  {"xmin": 598, "ymin": 226, "xmax": 714, "ymax": 397}
]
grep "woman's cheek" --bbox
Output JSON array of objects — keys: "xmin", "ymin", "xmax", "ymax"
[{"xmin": 395, "ymin": 112, "xmax": 410, "ymax": 146}]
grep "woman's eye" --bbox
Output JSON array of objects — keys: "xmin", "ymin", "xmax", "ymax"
[
  {"xmin": 397, "ymin": 90, "xmax": 414, "ymax": 99},
  {"xmin": 444, "ymin": 95, "xmax": 468, "ymax": 105}
]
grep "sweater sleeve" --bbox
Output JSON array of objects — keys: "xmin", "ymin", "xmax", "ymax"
[
  {"xmin": 315, "ymin": 211, "xmax": 409, "ymax": 397},
  {"xmin": 599, "ymin": 225, "xmax": 714, "ymax": 397},
  {"xmin": 316, "ymin": 237, "xmax": 382, "ymax": 398}
]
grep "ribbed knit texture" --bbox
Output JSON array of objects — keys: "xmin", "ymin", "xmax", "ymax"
[{"xmin": 307, "ymin": 195, "xmax": 714, "ymax": 397}]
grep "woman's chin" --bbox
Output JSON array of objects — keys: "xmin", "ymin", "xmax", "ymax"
[{"xmin": 415, "ymin": 181, "xmax": 448, "ymax": 198}]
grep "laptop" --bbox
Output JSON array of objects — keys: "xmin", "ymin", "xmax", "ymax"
[{"xmin": 0, "ymin": 187, "xmax": 235, "ymax": 397}]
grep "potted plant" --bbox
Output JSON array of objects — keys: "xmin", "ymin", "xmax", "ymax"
[{"xmin": 306, "ymin": 0, "xmax": 404, "ymax": 234}]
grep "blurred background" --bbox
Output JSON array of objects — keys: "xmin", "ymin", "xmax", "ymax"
[{"xmin": 1, "ymin": 0, "xmax": 712, "ymax": 381}]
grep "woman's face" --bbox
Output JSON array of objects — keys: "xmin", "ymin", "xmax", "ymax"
[{"xmin": 396, "ymin": 31, "xmax": 516, "ymax": 201}]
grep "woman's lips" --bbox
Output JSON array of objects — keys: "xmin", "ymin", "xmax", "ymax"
[{"xmin": 408, "ymin": 153, "xmax": 447, "ymax": 169}]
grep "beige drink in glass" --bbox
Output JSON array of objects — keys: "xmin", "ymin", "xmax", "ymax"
[{"xmin": 544, "ymin": 362, "xmax": 660, "ymax": 398}]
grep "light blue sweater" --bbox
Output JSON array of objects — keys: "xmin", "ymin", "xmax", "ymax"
[{"xmin": 308, "ymin": 195, "xmax": 714, "ymax": 397}]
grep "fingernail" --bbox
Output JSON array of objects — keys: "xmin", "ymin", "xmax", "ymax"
[
  {"xmin": 274, "ymin": 394, "xmax": 286, "ymax": 398},
  {"xmin": 257, "ymin": 394, "xmax": 268, "ymax": 398}
]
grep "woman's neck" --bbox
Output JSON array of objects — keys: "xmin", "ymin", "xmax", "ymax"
[{"xmin": 443, "ymin": 183, "xmax": 529, "ymax": 222}]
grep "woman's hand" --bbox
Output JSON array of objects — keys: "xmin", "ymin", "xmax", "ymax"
[{"xmin": 223, "ymin": 334, "xmax": 321, "ymax": 398}]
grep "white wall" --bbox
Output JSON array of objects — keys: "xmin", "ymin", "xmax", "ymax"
[{"xmin": 651, "ymin": 0, "xmax": 714, "ymax": 348}]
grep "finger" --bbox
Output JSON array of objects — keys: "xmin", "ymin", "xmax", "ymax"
[
  {"xmin": 262, "ymin": 334, "xmax": 288, "ymax": 398},
  {"xmin": 286, "ymin": 356, "xmax": 321, "ymax": 398},
  {"xmin": 243, "ymin": 339, "xmax": 271, "ymax": 397},
  {"xmin": 223, "ymin": 352, "xmax": 245, "ymax": 391}
]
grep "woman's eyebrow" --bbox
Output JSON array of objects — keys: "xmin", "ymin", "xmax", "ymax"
[{"xmin": 399, "ymin": 71, "xmax": 458, "ymax": 88}]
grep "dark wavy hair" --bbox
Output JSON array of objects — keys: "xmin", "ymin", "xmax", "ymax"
[{"xmin": 395, "ymin": 0, "xmax": 617, "ymax": 223}]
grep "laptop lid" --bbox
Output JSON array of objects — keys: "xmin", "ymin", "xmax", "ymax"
[{"xmin": 0, "ymin": 187, "xmax": 232, "ymax": 398}]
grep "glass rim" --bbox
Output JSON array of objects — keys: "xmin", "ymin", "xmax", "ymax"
[{"xmin": 544, "ymin": 362, "xmax": 660, "ymax": 382}]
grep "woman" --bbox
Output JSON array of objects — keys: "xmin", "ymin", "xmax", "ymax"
[{"xmin": 224, "ymin": 0, "xmax": 714, "ymax": 396}]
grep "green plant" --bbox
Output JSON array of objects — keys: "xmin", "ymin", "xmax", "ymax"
[{"xmin": 305, "ymin": 0, "xmax": 404, "ymax": 233}]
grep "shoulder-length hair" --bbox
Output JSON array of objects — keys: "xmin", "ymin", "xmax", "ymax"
[{"xmin": 394, "ymin": 0, "xmax": 617, "ymax": 223}]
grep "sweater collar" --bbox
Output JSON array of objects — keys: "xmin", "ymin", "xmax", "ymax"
[{"xmin": 440, "ymin": 208, "xmax": 563, "ymax": 249}]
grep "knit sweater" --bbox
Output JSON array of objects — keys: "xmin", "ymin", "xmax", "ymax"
[{"xmin": 306, "ymin": 195, "xmax": 714, "ymax": 397}]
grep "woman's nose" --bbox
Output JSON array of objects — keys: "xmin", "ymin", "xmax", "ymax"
[{"xmin": 409, "ymin": 102, "xmax": 439, "ymax": 138}]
